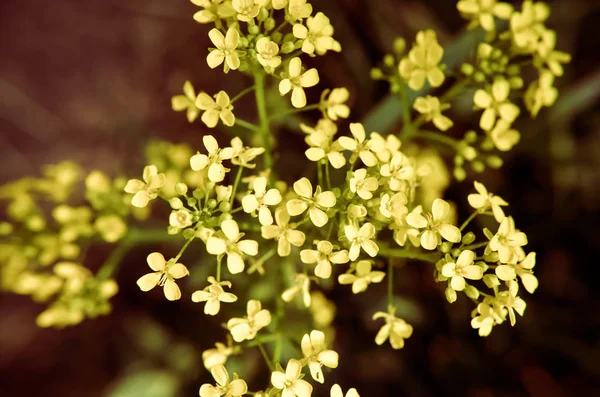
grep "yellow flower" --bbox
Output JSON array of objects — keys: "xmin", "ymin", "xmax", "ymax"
[
  {"xmin": 337, "ymin": 123, "xmax": 379, "ymax": 167},
  {"xmin": 344, "ymin": 223, "xmax": 379, "ymax": 261},
  {"xmin": 256, "ymin": 37, "xmax": 282, "ymax": 69},
  {"xmin": 473, "ymin": 78, "xmax": 520, "ymax": 131},
  {"xmin": 457, "ymin": 0, "xmax": 514, "ymax": 32},
  {"xmin": 124, "ymin": 165, "xmax": 165, "ymax": 208},
  {"xmin": 301, "ymin": 330, "xmax": 339, "ymax": 383},
  {"xmin": 467, "ymin": 181, "xmax": 508, "ymax": 222},
  {"xmin": 199, "ymin": 364, "xmax": 247, "ymax": 397},
  {"xmin": 406, "ymin": 198, "xmax": 461, "ymax": 250},
  {"xmin": 304, "ymin": 120, "xmax": 346, "ymax": 169},
  {"xmin": 279, "ymin": 57, "xmax": 320, "ymax": 108},
  {"xmin": 207, "ymin": 219, "xmax": 258, "ymax": 274},
  {"xmin": 413, "ymin": 96, "xmax": 454, "ymax": 131},
  {"xmin": 94, "ymin": 215, "xmax": 127, "ymax": 243},
  {"xmin": 330, "ymin": 384, "xmax": 360, "ymax": 397},
  {"xmin": 497, "ymin": 251, "xmax": 537, "ymax": 294},
  {"xmin": 300, "ymin": 240, "xmax": 349, "ymax": 279},
  {"xmin": 372, "ymin": 311, "xmax": 413, "ymax": 349},
  {"xmin": 190, "ymin": 135, "xmax": 235, "ymax": 182},
  {"xmin": 242, "ymin": 176, "xmax": 282, "ymax": 225},
  {"xmin": 379, "ymin": 192, "xmax": 408, "ymax": 220},
  {"xmin": 282, "ymin": 273, "xmax": 312, "ymax": 307},
  {"xmin": 293, "ymin": 12, "xmax": 340, "ymax": 55},
  {"xmin": 534, "ymin": 29, "xmax": 571, "ymax": 77},
  {"xmin": 320, "ymin": 88, "xmax": 350, "ymax": 121},
  {"xmin": 232, "ymin": 0, "xmax": 259, "ymax": 21},
  {"xmin": 195, "ymin": 90, "xmax": 235, "ymax": 128},
  {"xmin": 349, "ymin": 168, "xmax": 378, "ymax": 200},
  {"xmin": 524, "ymin": 70, "xmax": 558, "ymax": 118},
  {"xmin": 271, "ymin": 358, "xmax": 313, "ymax": 397},
  {"xmin": 171, "ymin": 81, "xmax": 200, "ymax": 122},
  {"xmin": 261, "ymin": 207, "xmax": 306, "ymax": 256},
  {"xmin": 399, "ymin": 30, "xmax": 445, "ymax": 91},
  {"xmin": 471, "ymin": 300, "xmax": 504, "ymax": 336},
  {"xmin": 487, "ymin": 216, "xmax": 527, "ymax": 264},
  {"xmin": 509, "ymin": 0, "xmax": 550, "ymax": 51},
  {"xmin": 287, "ymin": 0, "xmax": 313, "ymax": 21},
  {"xmin": 191, "ymin": 0, "xmax": 235, "ymax": 24},
  {"xmin": 192, "ymin": 276, "xmax": 238, "ymax": 315},
  {"xmin": 230, "ymin": 136, "xmax": 265, "ymax": 169},
  {"xmin": 286, "ymin": 177, "xmax": 336, "ymax": 227},
  {"xmin": 489, "ymin": 120, "xmax": 520, "ymax": 151},
  {"xmin": 207, "ymin": 27, "xmax": 241, "ymax": 72},
  {"xmin": 136, "ymin": 252, "xmax": 189, "ymax": 301},
  {"xmin": 227, "ymin": 299, "xmax": 271, "ymax": 341},
  {"xmin": 441, "ymin": 250, "xmax": 484, "ymax": 291},
  {"xmin": 202, "ymin": 340, "xmax": 238, "ymax": 370},
  {"xmin": 338, "ymin": 260, "xmax": 385, "ymax": 294}
]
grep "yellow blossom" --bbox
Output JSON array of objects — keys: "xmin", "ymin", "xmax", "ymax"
[
  {"xmin": 256, "ymin": 37, "xmax": 282, "ymax": 69},
  {"xmin": 195, "ymin": 90, "xmax": 235, "ymax": 128},
  {"xmin": 413, "ymin": 96, "xmax": 454, "ymax": 131},
  {"xmin": 207, "ymin": 27, "xmax": 241, "ymax": 72},
  {"xmin": 524, "ymin": 70, "xmax": 558, "ymax": 117},
  {"xmin": 338, "ymin": 260, "xmax": 385, "ymax": 294},
  {"xmin": 457, "ymin": 0, "xmax": 514, "ymax": 31},
  {"xmin": 406, "ymin": 198, "xmax": 461, "ymax": 250},
  {"xmin": 330, "ymin": 384, "xmax": 360, "ymax": 397},
  {"xmin": 467, "ymin": 181, "xmax": 508, "ymax": 222},
  {"xmin": 300, "ymin": 240, "xmax": 349, "ymax": 279},
  {"xmin": 486, "ymin": 216, "xmax": 527, "ymax": 264},
  {"xmin": 192, "ymin": 276, "xmax": 238, "ymax": 315},
  {"xmin": 191, "ymin": 0, "xmax": 235, "ymax": 24},
  {"xmin": 372, "ymin": 311, "xmax": 413, "ymax": 349},
  {"xmin": 349, "ymin": 168, "xmax": 378, "ymax": 200},
  {"xmin": 271, "ymin": 358, "xmax": 313, "ymax": 397},
  {"xmin": 171, "ymin": 80, "xmax": 200, "ymax": 122},
  {"xmin": 301, "ymin": 330, "xmax": 339, "ymax": 383},
  {"xmin": 199, "ymin": 364, "xmax": 247, "ymax": 397},
  {"xmin": 262, "ymin": 207, "xmax": 306, "ymax": 256},
  {"xmin": 282, "ymin": 273, "xmax": 311, "ymax": 307},
  {"xmin": 190, "ymin": 135, "xmax": 235, "ymax": 182},
  {"xmin": 279, "ymin": 57, "xmax": 320, "ymax": 108},
  {"xmin": 286, "ymin": 177, "xmax": 336, "ymax": 227},
  {"xmin": 136, "ymin": 252, "xmax": 189, "ymax": 301},
  {"xmin": 344, "ymin": 223, "xmax": 379, "ymax": 261},
  {"xmin": 441, "ymin": 250, "xmax": 484, "ymax": 291},
  {"xmin": 399, "ymin": 30, "xmax": 445, "ymax": 90},
  {"xmin": 320, "ymin": 88, "xmax": 350, "ymax": 121},
  {"xmin": 124, "ymin": 165, "xmax": 165, "ymax": 208},
  {"xmin": 287, "ymin": 0, "xmax": 312, "ymax": 21},
  {"xmin": 227, "ymin": 299, "xmax": 271, "ymax": 341},
  {"xmin": 232, "ymin": 0, "xmax": 259, "ymax": 21},
  {"xmin": 207, "ymin": 219, "xmax": 258, "ymax": 274},
  {"xmin": 242, "ymin": 176, "xmax": 282, "ymax": 225},
  {"xmin": 473, "ymin": 78, "xmax": 520, "ymax": 131},
  {"xmin": 293, "ymin": 12, "xmax": 340, "ymax": 55}
]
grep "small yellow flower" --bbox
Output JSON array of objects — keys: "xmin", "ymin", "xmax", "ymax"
[
  {"xmin": 301, "ymin": 330, "xmax": 339, "ymax": 383},
  {"xmin": 232, "ymin": 0, "xmax": 259, "ymax": 21},
  {"xmin": 330, "ymin": 384, "xmax": 360, "ymax": 397},
  {"xmin": 191, "ymin": 0, "xmax": 236, "ymax": 24},
  {"xmin": 279, "ymin": 57, "xmax": 320, "ymax": 108},
  {"xmin": 474, "ymin": 78, "xmax": 520, "ymax": 131},
  {"xmin": 495, "ymin": 251, "xmax": 537, "ymax": 293},
  {"xmin": 171, "ymin": 81, "xmax": 200, "ymax": 122},
  {"xmin": 195, "ymin": 90, "xmax": 235, "ymax": 128},
  {"xmin": 349, "ymin": 168, "xmax": 378, "ymax": 200},
  {"xmin": 190, "ymin": 135, "xmax": 235, "ymax": 182},
  {"xmin": 207, "ymin": 27, "xmax": 241, "ymax": 72},
  {"xmin": 372, "ymin": 311, "xmax": 413, "ymax": 349},
  {"xmin": 441, "ymin": 250, "xmax": 484, "ymax": 291},
  {"xmin": 282, "ymin": 273, "xmax": 312, "ymax": 307},
  {"xmin": 242, "ymin": 176, "xmax": 282, "ymax": 225},
  {"xmin": 256, "ymin": 37, "xmax": 282, "ymax": 69},
  {"xmin": 271, "ymin": 358, "xmax": 313, "ymax": 397},
  {"xmin": 304, "ymin": 120, "xmax": 346, "ymax": 169},
  {"xmin": 169, "ymin": 208, "xmax": 193, "ymax": 229},
  {"xmin": 524, "ymin": 70, "xmax": 558, "ymax": 118},
  {"xmin": 489, "ymin": 120, "xmax": 520, "ymax": 151},
  {"xmin": 287, "ymin": 0, "xmax": 313, "ymax": 21},
  {"xmin": 338, "ymin": 260, "xmax": 385, "ymax": 294},
  {"xmin": 379, "ymin": 192, "xmax": 408, "ymax": 220},
  {"xmin": 227, "ymin": 299, "xmax": 271, "ymax": 342},
  {"xmin": 406, "ymin": 198, "xmax": 461, "ymax": 250},
  {"xmin": 286, "ymin": 177, "xmax": 336, "ymax": 227},
  {"xmin": 509, "ymin": 0, "xmax": 550, "ymax": 51},
  {"xmin": 413, "ymin": 96, "xmax": 454, "ymax": 131},
  {"xmin": 468, "ymin": 181, "xmax": 508, "ymax": 222},
  {"xmin": 300, "ymin": 240, "xmax": 349, "ymax": 279},
  {"xmin": 136, "ymin": 252, "xmax": 189, "ymax": 301},
  {"xmin": 320, "ymin": 88, "xmax": 350, "ymax": 121},
  {"xmin": 124, "ymin": 165, "xmax": 165, "ymax": 208},
  {"xmin": 344, "ymin": 223, "xmax": 379, "ymax": 261},
  {"xmin": 487, "ymin": 216, "xmax": 527, "ymax": 264},
  {"xmin": 230, "ymin": 136, "xmax": 265, "ymax": 169},
  {"xmin": 471, "ymin": 300, "xmax": 503, "ymax": 336},
  {"xmin": 94, "ymin": 215, "xmax": 127, "ymax": 243},
  {"xmin": 199, "ymin": 364, "xmax": 247, "ymax": 397},
  {"xmin": 262, "ymin": 207, "xmax": 306, "ymax": 256},
  {"xmin": 202, "ymin": 340, "xmax": 238, "ymax": 370},
  {"xmin": 399, "ymin": 30, "xmax": 445, "ymax": 91},
  {"xmin": 192, "ymin": 276, "xmax": 238, "ymax": 315},
  {"xmin": 457, "ymin": 0, "xmax": 514, "ymax": 32},
  {"xmin": 337, "ymin": 123, "xmax": 379, "ymax": 167},
  {"xmin": 207, "ymin": 219, "xmax": 258, "ymax": 274},
  {"xmin": 379, "ymin": 152, "xmax": 415, "ymax": 191},
  {"xmin": 293, "ymin": 12, "xmax": 340, "ymax": 55}
]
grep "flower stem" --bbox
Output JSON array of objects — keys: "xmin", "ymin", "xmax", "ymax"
[
  {"xmin": 230, "ymin": 85, "xmax": 256, "ymax": 104},
  {"xmin": 230, "ymin": 166, "xmax": 244, "ymax": 206},
  {"xmin": 268, "ymin": 103, "xmax": 321, "ymax": 120},
  {"xmin": 461, "ymin": 241, "xmax": 488, "ymax": 251},
  {"xmin": 253, "ymin": 72, "xmax": 273, "ymax": 173},
  {"xmin": 378, "ymin": 246, "xmax": 441, "ymax": 263},
  {"xmin": 174, "ymin": 236, "xmax": 195, "ymax": 262},
  {"xmin": 317, "ymin": 161, "xmax": 323, "ymax": 187},
  {"xmin": 234, "ymin": 118, "xmax": 260, "ymax": 132},
  {"xmin": 325, "ymin": 161, "xmax": 331, "ymax": 190},
  {"xmin": 460, "ymin": 210, "xmax": 479, "ymax": 231},
  {"xmin": 387, "ymin": 261, "xmax": 394, "ymax": 312},
  {"xmin": 97, "ymin": 241, "xmax": 131, "ymax": 280},
  {"xmin": 257, "ymin": 342, "xmax": 275, "ymax": 371},
  {"xmin": 216, "ymin": 256, "xmax": 222, "ymax": 282},
  {"xmin": 415, "ymin": 130, "xmax": 459, "ymax": 149}
]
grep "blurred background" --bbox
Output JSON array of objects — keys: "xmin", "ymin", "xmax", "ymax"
[{"xmin": 1, "ymin": 0, "xmax": 600, "ymax": 396}]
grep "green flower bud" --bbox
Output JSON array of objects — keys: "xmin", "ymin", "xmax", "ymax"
[
  {"xmin": 0, "ymin": 222, "xmax": 13, "ymax": 235},
  {"xmin": 383, "ymin": 54, "xmax": 395, "ymax": 68},
  {"xmin": 472, "ymin": 160, "xmax": 485, "ymax": 173},
  {"xmin": 182, "ymin": 228, "xmax": 196, "ymax": 240},
  {"xmin": 464, "ymin": 130, "xmax": 478, "ymax": 143},
  {"xmin": 281, "ymin": 41, "xmax": 295, "ymax": 54},
  {"xmin": 257, "ymin": 7, "xmax": 269, "ymax": 22},
  {"xmin": 187, "ymin": 197, "xmax": 197, "ymax": 207},
  {"xmin": 462, "ymin": 232, "xmax": 476, "ymax": 245},
  {"xmin": 207, "ymin": 199, "xmax": 217, "ymax": 209},
  {"xmin": 440, "ymin": 242, "xmax": 453, "ymax": 253},
  {"xmin": 219, "ymin": 201, "xmax": 231, "ymax": 213},
  {"xmin": 26, "ymin": 215, "xmax": 46, "ymax": 232},
  {"xmin": 461, "ymin": 145, "xmax": 478, "ymax": 161},
  {"xmin": 193, "ymin": 188, "xmax": 204, "ymax": 200},
  {"xmin": 393, "ymin": 37, "xmax": 406, "ymax": 55},
  {"xmin": 175, "ymin": 183, "xmax": 188, "ymax": 196},
  {"xmin": 248, "ymin": 24, "xmax": 260, "ymax": 35},
  {"xmin": 464, "ymin": 285, "xmax": 479, "ymax": 300},
  {"xmin": 454, "ymin": 166, "xmax": 466, "ymax": 181},
  {"xmin": 486, "ymin": 155, "xmax": 503, "ymax": 169},
  {"xmin": 483, "ymin": 274, "xmax": 500, "ymax": 289},
  {"xmin": 264, "ymin": 18, "xmax": 276, "ymax": 31},
  {"xmin": 473, "ymin": 71, "xmax": 486, "ymax": 83},
  {"xmin": 445, "ymin": 287, "xmax": 457, "ymax": 303},
  {"xmin": 169, "ymin": 197, "xmax": 183, "ymax": 210},
  {"xmin": 370, "ymin": 68, "xmax": 384, "ymax": 80},
  {"xmin": 454, "ymin": 155, "xmax": 464, "ymax": 166},
  {"xmin": 461, "ymin": 63, "xmax": 474, "ymax": 76}
]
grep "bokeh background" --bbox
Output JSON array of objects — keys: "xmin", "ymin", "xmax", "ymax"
[{"xmin": 1, "ymin": 0, "xmax": 600, "ymax": 396}]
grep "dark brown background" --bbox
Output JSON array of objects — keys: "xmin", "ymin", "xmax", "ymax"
[{"xmin": 1, "ymin": 0, "xmax": 600, "ymax": 396}]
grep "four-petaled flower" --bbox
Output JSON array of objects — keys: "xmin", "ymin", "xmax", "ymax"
[
  {"xmin": 190, "ymin": 135, "xmax": 235, "ymax": 182},
  {"xmin": 271, "ymin": 358, "xmax": 313, "ymax": 397},
  {"xmin": 136, "ymin": 252, "xmax": 189, "ymax": 301},
  {"xmin": 338, "ymin": 260, "xmax": 385, "ymax": 294},
  {"xmin": 344, "ymin": 223, "xmax": 379, "ymax": 261},
  {"xmin": 457, "ymin": 0, "xmax": 514, "ymax": 32},
  {"xmin": 413, "ymin": 96, "xmax": 454, "ymax": 131},
  {"xmin": 256, "ymin": 37, "xmax": 282, "ymax": 69},
  {"xmin": 406, "ymin": 198, "xmax": 461, "ymax": 250},
  {"xmin": 207, "ymin": 27, "xmax": 241, "ymax": 72},
  {"xmin": 124, "ymin": 165, "xmax": 165, "ymax": 208},
  {"xmin": 349, "ymin": 168, "xmax": 378, "ymax": 200},
  {"xmin": 399, "ymin": 30, "xmax": 445, "ymax": 90},
  {"xmin": 330, "ymin": 384, "xmax": 360, "ymax": 397},
  {"xmin": 199, "ymin": 364, "xmax": 248, "ymax": 397},
  {"xmin": 468, "ymin": 181, "xmax": 508, "ymax": 222},
  {"xmin": 474, "ymin": 78, "xmax": 520, "ymax": 131},
  {"xmin": 207, "ymin": 219, "xmax": 258, "ymax": 274},
  {"xmin": 320, "ymin": 88, "xmax": 350, "ymax": 121},
  {"xmin": 300, "ymin": 240, "xmax": 349, "ymax": 279},
  {"xmin": 227, "ymin": 299, "xmax": 271, "ymax": 342},
  {"xmin": 171, "ymin": 80, "xmax": 200, "ymax": 122},
  {"xmin": 441, "ymin": 250, "xmax": 484, "ymax": 291},
  {"xmin": 242, "ymin": 176, "xmax": 283, "ymax": 226},
  {"xmin": 262, "ymin": 207, "xmax": 306, "ymax": 256},
  {"xmin": 195, "ymin": 90, "xmax": 235, "ymax": 128},
  {"xmin": 287, "ymin": 177, "xmax": 336, "ymax": 227},
  {"xmin": 337, "ymin": 123, "xmax": 379, "ymax": 167},
  {"xmin": 487, "ymin": 216, "xmax": 527, "ymax": 264},
  {"xmin": 293, "ymin": 12, "xmax": 339, "ymax": 55},
  {"xmin": 192, "ymin": 276, "xmax": 238, "ymax": 315},
  {"xmin": 279, "ymin": 57, "xmax": 320, "ymax": 108},
  {"xmin": 372, "ymin": 311, "xmax": 413, "ymax": 349},
  {"xmin": 301, "ymin": 330, "xmax": 339, "ymax": 383}
]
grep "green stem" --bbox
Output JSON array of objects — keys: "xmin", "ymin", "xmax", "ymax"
[
  {"xmin": 325, "ymin": 161, "xmax": 331, "ymax": 190},
  {"xmin": 216, "ymin": 256, "xmax": 222, "ymax": 282},
  {"xmin": 230, "ymin": 166, "xmax": 244, "ymax": 206},
  {"xmin": 235, "ymin": 118, "xmax": 260, "ymax": 132},
  {"xmin": 230, "ymin": 85, "xmax": 256, "ymax": 104},
  {"xmin": 317, "ymin": 162, "xmax": 323, "ymax": 187},
  {"xmin": 399, "ymin": 81, "xmax": 413, "ymax": 138},
  {"xmin": 174, "ymin": 236, "xmax": 195, "ymax": 262},
  {"xmin": 387, "ymin": 261, "xmax": 394, "ymax": 312},
  {"xmin": 462, "ymin": 241, "xmax": 488, "ymax": 251},
  {"xmin": 254, "ymin": 72, "xmax": 273, "ymax": 172},
  {"xmin": 257, "ymin": 342, "xmax": 275, "ymax": 371},
  {"xmin": 96, "ymin": 241, "xmax": 131, "ymax": 280},
  {"xmin": 272, "ymin": 20, "xmax": 288, "ymax": 35},
  {"xmin": 414, "ymin": 130, "xmax": 459, "ymax": 149},
  {"xmin": 460, "ymin": 210, "xmax": 479, "ymax": 231},
  {"xmin": 269, "ymin": 103, "xmax": 321, "ymax": 120}
]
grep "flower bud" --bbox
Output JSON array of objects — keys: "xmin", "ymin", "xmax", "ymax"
[
  {"xmin": 464, "ymin": 285, "xmax": 479, "ymax": 300},
  {"xmin": 462, "ymin": 232, "xmax": 476, "ymax": 245},
  {"xmin": 169, "ymin": 197, "xmax": 183, "ymax": 210},
  {"xmin": 187, "ymin": 197, "xmax": 197, "ymax": 207},
  {"xmin": 453, "ymin": 166, "xmax": 466, "ymax": 181},
  {"xmin": 483, "ymin": 274, "xmax": 500, "ymax": 289},
  {"xmin": 207, "ymin": 199, "xmax": 217, "ymax": 209},
  {"xmin": 393, "ymin": 37, "xmax": 406, "ymax": 54},
  {"xmin": 257, "ymin": 7, "xmax": 269, "ymax": 22},
  {"xmin": 472, "ymin": 160, "xmax": 485, "ymax": 173},
  {"xmin": 383, "ymin": 54, "xmax": 395, "ymax": 68},
  {"xmin": 486, "ymin": 155, "xmax": 503, "ymax": 169},
  {"xmin": 370, "ymin": 68, "xmax": 384, "ymax": 80},
  {"xmin": 281, "ymin": 41, "xmax": 295, "ymax": 54},
  {"xmin": 461, "ymin": 63, "xmax": 474, "ymax": 76},
  {"xmin": 264, "ymin": 18, "xmax": 276, "ymax": 31},
  {"xmin": 175, "ymin": 183, "xmax": 188, "ymax": 196},
  {"xmin": 464, "ymin": 130, "xmax": 478, "ymax": 143},
  {"xmin": 445, "ymin": 287, "xmax": 457, "ymax": 303},
  {"xmin": 248, "ymin": 24, "xmax": 260, "ymax": 35},
  {"xmin": 182, "ymin": 228, "xmax": 196, "ymax": 240},
  {"xmin": 440, "ymin": 242, "xmax": 453, "ymax": 253}
]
